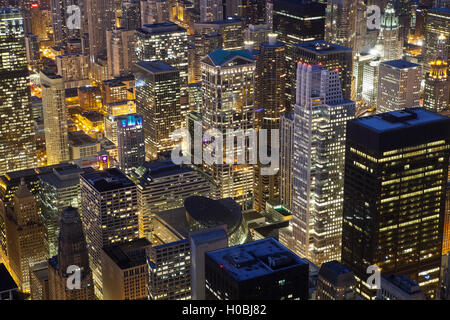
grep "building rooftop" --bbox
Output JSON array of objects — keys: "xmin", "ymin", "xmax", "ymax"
[
  {"xmin": 138, "ymin": 21, "xmax": 186, "ymax": 34},
  {"xmin": 318, "ymin": 260, "xmax": 355, "ymax": 288},
  {"xmin": 347, "ymin": 108, "xmax": 450, "ymax": 152},
  {"xmin": 195, "ymin": 19, "xmax": 242, "ymax": 26},
  {"xmin": 190, "ymin": 228, "xmax": 228, "ymax": 247},
  {"xmin": 39, "ymin": 164, "xmax": 86, "ymax": 189},
  {"xmin": 0, "ymin": 263, "xmax": 18, "ymax": 293},
  {"xmin": 350, "ymin": 108, "xmax": 449, "ymax": 133},
  {"xmin": 185, "ymin": 196, "xmax": 242, "ymax": 232},
  {"xmin": 81, "ymin": 168, "xmax": 135, "ymax": 192},
  {"xmin": 135, "ymin": 61, "xmax": 178, "ymax": 74},
  {"xmin": 207, "ymin": 49, "xmax": 256, "ymax": 66},
  {"xmin": 381, "ymin": 59, "xmax": 420, "ymax": 69},
  {"xmin": 206, "ymin": 238, "xmax": 307, "ymax": 282},
  {"xmin": 293, "ymin": 40, "xmax": 352, "ymax": 54},
  {"xmin": 68, "ymin": 131, "xmax": 98, "ymax": 147},
  {"xmin": 383, "ymin": 274, "xmax": 422, "ymax": 295},
  {"xmin": 130, "ymin": 159, "xmax": 193, "ymax": 185},
  {"xmin": 103, "ymin": 238, "xmax": 151, "ymax": 270}
]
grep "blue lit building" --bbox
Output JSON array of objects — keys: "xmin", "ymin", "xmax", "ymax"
[{"xmin": 116, "ymin": 113, "xmax": 145, "ymax": 173}]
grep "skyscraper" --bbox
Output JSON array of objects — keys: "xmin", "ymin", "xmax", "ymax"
[
  {"xmin": 5, "ymin": 180, "xmax": 46, "ymax": 292},
  {"xmin": 253, "ymin": 34, "xmax": 286, "ymax": 212},
  {"xmin": 199, "ymin": 0, "xmax": 223, "ymax": 22},
  {"xmin": 200, "ymin": 49, "xmax": 257, "ymax": 208},
  {"xmin": 116, "ymin": 114, "xmax": 145, "ymax": 173},
  {"xmin": 48, "ymin": 206, "xmax": 94, "ymax": 300},
  {"xmin": 134, "ymin": 61, "xmax": 181, "ymax": 160},
  {"xmin": 424, "ymin": 8, "xmax": 450, "ymax": 74},
  {"xmin": 135, "ymin": 22, "xmax": 189, "ymax": 114},
  {"xmin": 377, "ymin": 1, "xmax": 403, "ymax": 62},
  {"xmin": 147, "ymin": 238, "xmax": 191, "ymax": 300},
  {"xmin": 292, "ymin": 62, "xmax": 355, "ymax": 265},
  {"xmin": 325, "ymin": 0, "xmax": 357, "ymax": 50},
  {"xmin": 272, "ymin": 0, "xmax": 325, "ymax": 46},
  {"xmin": 0, "ymin": 8, "xmax": 36, "ymax": 175},
  {"xmin": 423, "ymin": 35, "xmax": 449, "ymax": 113},
  {"xmin": 129, "ymin": 159, "xmax": 215, "ymax": 240},
  {"xmin": 40, "ymin": 70, "xmax": 70, "ymax": 166},
  {"xmin": 106, "ymin": 28, "xmax": 136, "ymax": 78},
  {"xmin": 101, "ymin": 238, "xmax": 150, "ymax": 300},
  {"xmin": 377, "ymin": 60, "xmax": 421, "ymax": 114},
  {"xmin": 287, "ymin": 41, "xmax": 353, "ymax": 110},
  {"xmin": 87, "ymin": 0, "xmax": 116, "ymax": 62},
  {"xmin": 38, "ymin": 164, "xmax": 87, "ymax": 257},
  {"xmin": 342, "ymin": 108, "xmax": 450, "ymax": 299},
  {"xmin": 80, "ymin": 168, "xmax": 139, "ymax": 299}
]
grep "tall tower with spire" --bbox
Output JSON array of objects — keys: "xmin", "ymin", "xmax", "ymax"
[
  {"xmin": 377, "ymin": 2, "xmax": 403, "ymax": 61},
  {"xmin": 424, "ymin": 34, "xmax": 449, "ymax": 112},
  {"xmin": 48, "ymin": 206, "xmax": 94, "ymax": 300}
]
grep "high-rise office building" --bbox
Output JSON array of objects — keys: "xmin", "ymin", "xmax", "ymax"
[
  {"xmin": 101, "ymin": 238, "xmax": 150, "ymax": 300},
  {"xmin": 129, "ymin": 159, "xmax": 215, "ymax": 240},
  {"xmin": 40, "ymin": 70, "xmax": 70, "ymax": 166},
  {"xmin": 325, "ymin": 0, "xmax": 357, "ymax": 50},
  {"xmin": 116, "ymin": 114, "xmax": 145, "ymax": 173},
  {"xmin": 55, "ymin": 53, "xmax": 90, "ymax": 89},
  {"xmin": 200, "ymin": 49, "xmax": 257, "ymax": 208},
  {"xmin": 424, "ymin": 8, "xmax": 450, "ymax": 74},
  {"xmin": 292, "ymin": 62, "xmax": 355, "ymax": 265},
  {"xmin": 342, "ymin": 108, "xmax": 450, "ymax": 299},
  {"xmin": 87, "ymin": 0, "xmax": 116, "ymax": 62},
  {"xmin": 280, "ymin": 112, "xmax": 294, "ymax": 211},
  {"xmin": 190, "ymin": 228, "xmax": 228, "ymax": 300},
  {"xmin": 424, "ymin": 35, "xmax": 449, "ymax": 113},
  {"xmin": 135, "ymin": 22, "xmax": 189, "ymax": 113},
  {"xmin": 272, "ymin": 0, "xmax": 325, "ymax": 46},
  {"xmin": 287, "ymin": 41, "xmax": 353, "ymax": 110},
  {"xmin": 377, "ymin": 60, "xmax": 421, "ymax": 114},
  {"xmin": 4, "ymin": 181, "xmax": 46, "ymax": 292},
  {"xmin": 194, "ymin": 19, "xmax": 244, "ymax": 50},
  {"xmin": 199, "ymin": 0, "xmax": 223, "ymax": 22},
  {"xmin": 316, "ymin": 260, "xmax": 357, "ymax": 300},
  {"xmin": 140, "ymin": 0, "xmax": 170, "ymax": 25},
  {"xmin": 121, "ymin": 0, "xmax": 141, "ymax": 29},
  {"xmin": 106, "ymin": 28, "xmax": 136, "ymax": 78},
  {"xmin": 48, "ymin": 206, "xmax": 95, "ymax": 300},
  {"xmin": 80, "ymin": 168, "xmax": 139, "ymax": 299},
  {"xmin": 0, "ymin": 8, "xmax": 36, "ymax": 175},
  {"xmin": 134, "ymin": 61, "xmax": 181, "ymax": 160},
  {"xmin": 377, "ymin": 1, "xmax": 403, "ymax": 62},
  {"xmin": 50, "ymin": 0, "xmax": 85, "ymax": 46},
  {"xmin": 253, "ymin": 34, "xmax": 286, "ymax": 212},
  {"xmin": 244, "ymin": 22, "xmax": 271, "ymax": 49},
  {"xmin": 38, "ymin": 164, "xmax": 88, "ymax": 257},
  {"xmin": 205, "ymin": 238, "xmax": 309, "ymax": 300},
  {"xmin": 147, "ymin": 238, "xmax": 191, "ymax": 300}
]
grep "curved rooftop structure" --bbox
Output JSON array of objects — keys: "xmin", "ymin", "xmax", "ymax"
[{"xmin": 184, "ymin": 196, "xmax": 247, "ymax": 245}]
